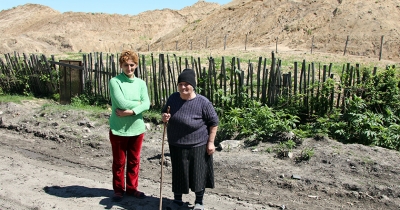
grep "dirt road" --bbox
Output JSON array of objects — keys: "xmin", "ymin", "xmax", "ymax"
[
  {"xmin": 0, "ymin": 130, "xmax": 272, "ymax": 210},
  {"xmin": 0, "ymin": 100, "xmax": 399, "ymax": 210}
]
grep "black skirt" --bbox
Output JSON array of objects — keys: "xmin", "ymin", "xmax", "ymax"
[{"xmin": 168, "ymin": 144, "xmax": 214, "ymax": 194}]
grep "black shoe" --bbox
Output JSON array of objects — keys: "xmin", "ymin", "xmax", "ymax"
[
  {"xmin": 166, "ymin": 201, "xmax": 184, "ymax": 210},
  {"xmin": 112, "ymin": 193, "xmax": 123, "ymax": 202},
  {"xmin": 126, "ymin": 190, "xmax": 146, "ymax": 199}
]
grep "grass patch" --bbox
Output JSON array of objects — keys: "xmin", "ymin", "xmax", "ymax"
[
  {"xmin": 42, "ymin": 101, "xmax": 107, "ymax": 113},
  {"xmin": 0, "ymin": 94, "xmax": 36, "ymax": 104},
  {"xmin": 143, "ymin": 108, "xmax": 162, "ymax": 124},
  {"xmin": 0, "ymin": 94, "xmax": 162, "ymax": 125}
]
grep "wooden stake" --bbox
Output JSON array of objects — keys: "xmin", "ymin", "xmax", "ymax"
[{"xmin": 159, "ymin": 106, "xmax": 170, "ymax": 210}]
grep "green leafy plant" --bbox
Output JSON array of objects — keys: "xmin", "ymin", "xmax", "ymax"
[
  {"xmin": 271, "ymin": 140, "xmax": 297, "ymax": 158},
  {"xmin": 218, "ymin": 97, "xmax": 299, "ymax": 145},
  {"xmin": 297, "ymin": 147, "xmax": 315, "ymax": 162},
  {"xmin": 265, "ymin": 147, "xmax": 273, "ymax": 153}
]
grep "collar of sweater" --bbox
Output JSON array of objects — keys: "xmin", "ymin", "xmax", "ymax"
[{"xmin": 119, "ymin": 73, "xmax": 136, "ymax": 83}]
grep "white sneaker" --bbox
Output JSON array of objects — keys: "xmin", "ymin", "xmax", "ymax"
[{"xmin": 193, "ymin": 203, "xmax": 204, "ymax": 210}]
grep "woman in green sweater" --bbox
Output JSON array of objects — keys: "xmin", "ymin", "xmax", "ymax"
[{"xmin": 108, "ymin": 50, "xmax": 150, "ymax": 202}]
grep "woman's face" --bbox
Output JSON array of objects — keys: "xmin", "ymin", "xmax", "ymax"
[
  {"xmin": 178, "ymin": 82, "xmax": 194, "ymax": 96},
  {"xmin": 120, "ymin": 59, "xmax": 137, "ymax": 78}
]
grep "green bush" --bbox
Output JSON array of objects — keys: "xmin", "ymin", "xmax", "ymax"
[
  {"xmin": 307, "ymin": 66, "xmax": 400, "ymax": 151},
  {"xmin": 218, "ymin": 99, "xmax": 299, "ymax": 143}
]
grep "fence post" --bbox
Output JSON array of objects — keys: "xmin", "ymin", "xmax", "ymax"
[
  {"xmin": 175, "ymin": 41, "xmax": 178, "ymax": 51},
  {"xmin": 224, "ymin": 35, "xmax": 227, "ymax": 50},
  {"xmin": 245, "ymin": 33, "xmax": 248, "ymax": 51},
  {"xmin": 275, "ymin": 37, "xmax": 278, "ymax": 53},
  {"xmin": 294, "ymin": 62, "xmax": 298, "ymax": 96},
  {"xmin": 311, "ymin": 36, "xmax": 314, "ymax": 54},
  {"xmin": 221, "ymin": 56, "xmax": 227, "ymax": 107},
  {"xmin": 379, "ymin": 35, "xmax": 384, "ymax": 61},
  {"xmin": 261, "ymin": 57, "xmax": 268, "ymax": 105},
  {"xmin": 343, "ymin": 35, "xmax": 349, "ymax": 55}
]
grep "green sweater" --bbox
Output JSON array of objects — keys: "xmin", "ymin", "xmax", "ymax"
[{"xmin": 109, "ymin": 73, "xmax": 150, "ymax": 136}]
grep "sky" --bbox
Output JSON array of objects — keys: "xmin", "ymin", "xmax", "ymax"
[{"xmin": 0, "ymin": 0, "xmax": 232, "ymax": 15}]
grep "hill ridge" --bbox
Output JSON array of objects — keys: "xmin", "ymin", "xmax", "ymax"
[{"xmin": 0, "ymin": 1, "xmax": 399, "ymax": 61}]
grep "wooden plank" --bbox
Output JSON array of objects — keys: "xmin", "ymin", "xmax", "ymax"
[
  {"xmin": 239, "ymin": 70, "xmax": 244, "ymax": 106},
  {"xmin": 208, "ymin": 58, "xmax": 214, "ymax": 102},
  {"xmin": 160, "ymin": 54, "xmax": 168, "ymax": 106},
  {"xmin": 343, "ymin": 35, "xmax": 349, "ymax": 55},
  {"xmin": 222, "ymin": 57, "xmax": 227, "ymax": 107},
  {"xmin": 294, "ymin": 62, "xmax": 298, "ymax": 96},
  {"xmin": 249, "ymin": 62, "xmax": 254, "ymax": 99},
  {"xmin": 379, "ymin": 35, "xmax": 384, "ymax": 61},
  {"xmin": 288, "ymin": 72, "xmax": 292, "ymax": 104},
  {"xmin": 256, "ymin": 57, "xmax": 262, "ymax": 100},
  {"xmin": 276, "ymin": 59, "xmax": 282, "ymax": 99},
  {"xmin": 261, "ymin": 57, "xmax": 268, "ymax": 105},
  {"xmin": 268, "ymin": 52, "xmax": 276, "ymax": 105},
  {"xmin": 151, "ymin": 54, "xmax": 159, "ymax": 106},
  {"xmin": 235, "ymin": 58, "xmax": 241, "ymax": 104},
  {"xmin": 310, "ymin": 62, "xmax": 315, "ymax": 115},
  {"xmin": 323, "ymin": 65, "xmax": 328, "ymax": 114},
  {"xmin": 329, "ymin": 74, "xmax": 335, "ymax": 111},
  {"xmin": 230, "ymin": 57, "xmax": 235, "ymax": 105},
  {"xmin": 306, "ymin": 63, "xmax": 310, "ymax": 115},
  {"xmin": 99, "ymin": 52, "xmax": 104, "ymax": 97},
  {"xmin": 212, "ymin": 58, "xmax": 218, "ymax": 105},
  {"xmin": 302, "ymin": 60, "xmax": 307, "ymax": 108},
  {"xmin": 166, "ymin": 54, "xmax": 172, "ymax": 98}
]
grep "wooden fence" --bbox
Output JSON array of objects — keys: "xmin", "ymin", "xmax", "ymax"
[
  {"xmin": 0, "ymin": 51, "xmax": 395, "ymax": 118},
  {"xmin": 0, "ymin": 52, "xmax": 57, "ymax": 97}
]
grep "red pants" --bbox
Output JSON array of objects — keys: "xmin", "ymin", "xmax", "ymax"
[{"xmin": 109, "ymin": 130, "xmax": 144, "ymax": 194}]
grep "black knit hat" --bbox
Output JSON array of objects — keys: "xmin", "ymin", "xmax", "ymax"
[{"xmin": 178, "ymin": 69, "xmax": 196, "ymax": 89}]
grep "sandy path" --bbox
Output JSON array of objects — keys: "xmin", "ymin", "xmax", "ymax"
[{"xmin": 0, "ymin": 131, "xmax": 271, "ymax": 210}]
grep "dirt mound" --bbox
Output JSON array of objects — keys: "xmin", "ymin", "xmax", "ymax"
[{"xmin": 0, "ymin": 0, "xmax": 399, "ymax": 61}]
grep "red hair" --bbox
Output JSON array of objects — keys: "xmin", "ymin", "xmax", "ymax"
[{"xmin": 119, "ymin": 50, "xmax": 138, "ymax": 65}]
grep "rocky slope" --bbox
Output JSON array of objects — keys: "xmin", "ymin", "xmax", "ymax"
[{"xmin": 0, "ymin": 0, "xmax": 399, "ymax": 61}]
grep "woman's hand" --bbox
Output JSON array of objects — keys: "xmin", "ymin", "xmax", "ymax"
[
  {"xmin": 162, "ymin": 113, "xmax": 170, "ymax": 123},
  {"xmin": 115, "ymin": 108, "xmax": 134, "ymax": 117},
  {"xmin": 207, "ymin": 126, "xmax": 218, "ymax": 155},
  {"xmin": 207, "ymin": 141, "xmax": 215, "ymax": 155}
]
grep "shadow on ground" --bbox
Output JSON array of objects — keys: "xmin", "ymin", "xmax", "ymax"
[{"xmin": 44, "ymin": 185, "xmax": 177, "ymax": 210}]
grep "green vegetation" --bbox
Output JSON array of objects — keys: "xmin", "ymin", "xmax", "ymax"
[
  {"xmin": 0, "ymin": 94, "xmax": 36, "ymax": 103},
  {"xmin": 1, "ymin": 52, "xmax": 399, "ymax": 153},
  {"xmin": 216, "ymin": 99, "xmax": 300, "ymax": 144},
  {"xmin": 297, "ymin": 147, "xmax": 315, "ymax": 161},
  {"xmin": 306, "ymin": 66, "xmax": 400, "ymax": 150},
  {"xmin": 213, "ymin": 64, "xmax": 400, "ymax": 151},
  {"xmin": 270, "ymin": 140, "xmax": 297, "ymax": 158},
  {"xmin": 0, "ymin": 94, "xmax": 160, "ymax": 127},
  {"xmin": 40, "ymin": 98, "xmax": 106, "ymax": 113},
  {"xmin": 61, "ymin": 52, "xmax": 85, "ymax": 60},
  {"xmin": 139, "ymin": 36, "xmax": 149, "ymax": 41}
]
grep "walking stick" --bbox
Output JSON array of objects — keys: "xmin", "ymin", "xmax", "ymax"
[{"xmin": 159, "ymin": 106, "xmax": 170, "ymax": 210}]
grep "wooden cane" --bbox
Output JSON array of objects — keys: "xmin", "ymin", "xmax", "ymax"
[{"xmin": 159, "ymin": 106, "xmax": 170, "ymax": 210}]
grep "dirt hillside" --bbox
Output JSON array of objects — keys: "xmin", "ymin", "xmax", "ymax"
[{"xmin": 0, "ymin": 0, "xmax": 399, "ymax": 61}]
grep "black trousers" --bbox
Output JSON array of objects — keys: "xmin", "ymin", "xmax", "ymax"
[{"xmin": 169, "ymin": 144, "xmax": 214, "ymax": 194}]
